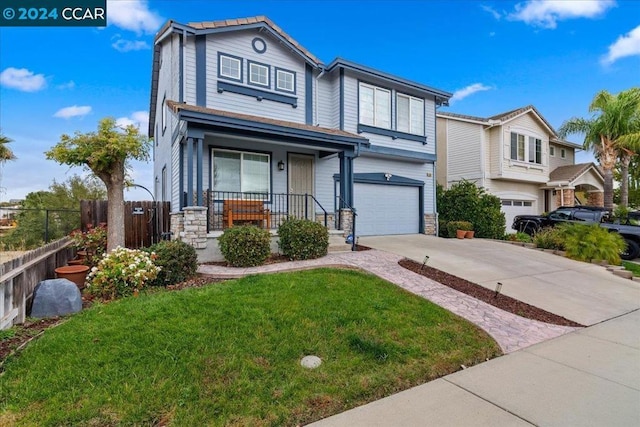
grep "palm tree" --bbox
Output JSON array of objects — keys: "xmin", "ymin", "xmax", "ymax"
[
  {"xmin": 559, "ymin": 88, "xmax": 640, "ymax": 210},
  {"xmin": 0, "ymin": 133, "xmax": 16, "ymax": 163}
]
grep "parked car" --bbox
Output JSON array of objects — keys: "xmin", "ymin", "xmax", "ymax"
[{"xmin": 512, "ymin": 206, "xmax": 640, "ymax": 260}]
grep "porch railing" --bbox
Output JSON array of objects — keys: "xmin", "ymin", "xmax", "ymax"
[{"xmin": 205, "ymin": 190, "xmax": 328, "ymax": 232}]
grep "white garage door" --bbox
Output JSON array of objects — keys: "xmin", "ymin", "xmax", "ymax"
[
  {"xmin": 502, "ymin": 199, "xmax": 536, "ymax": 232},
  {"xmin": 354, "ymin": 183, "xmax": 420, "ymax": 236}
]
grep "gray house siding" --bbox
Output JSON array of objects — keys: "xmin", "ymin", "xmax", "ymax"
[
  {"xmin": 204, "ymin": 31, "xmax": 307, "ymax": 123},
  {"xmin": 316, "ymin": 73, "xmax": 339, "ymax": 129},
  {"xmin": 185, "ymin": 37, "xmax": 196, "ymax": 105}
]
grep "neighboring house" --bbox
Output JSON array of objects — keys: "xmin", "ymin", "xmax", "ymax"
[
  {"xmin": 436, "ymin": 106, "xmax": 604, "ymax": 230},
  {"xmin": 149, "ymin": 16, "xmax": 451, "ymax": 242}
]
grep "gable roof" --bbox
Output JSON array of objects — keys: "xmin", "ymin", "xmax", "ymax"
[
  {"xmin": 548, "ymin": 162, "xmax": 604, "ymax": 183},
  {"xmin": 326, "ymin": 58, "xmax": 452, "ymax": 105},
  {"xmin": 437, "ymin": 111, "xmax": 488, "ymax": 124},
  {"xmin": 487, "ymin": 105, "xmax": 557, "ymax": 136}
]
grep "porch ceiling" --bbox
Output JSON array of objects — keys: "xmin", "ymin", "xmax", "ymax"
[{"xmin": 166, "ymin": 101, "xmax": 368, "ymax": 151}]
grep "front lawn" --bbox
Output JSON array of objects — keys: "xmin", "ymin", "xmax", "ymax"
[
  {"xmin": 0, "ymin": 269, "xmax": 501, "ymax": 426},
  {"xmin": 622, "ymin": 261, "xmax": 640, "ymax": 276}
]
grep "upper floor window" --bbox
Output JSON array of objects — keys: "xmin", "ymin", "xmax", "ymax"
[
  {"xmin": 359, "ymin": 82, "xmax": 391, "ymax": 129},
  {"xmin": 396, "ymin": 93, "xmax": 424, "ymax": 135},
  {"xmin": 276, "ymin": 68, "xmax": 295, "ymax": 93},
  {"xmin": 219, "ymin": 54, "xmax": 242, "ymax": 81},
  {"xmin": 560, "ymin": 148, "xmax": 566, "ymax": 159},
  {"xmin": 248, "ymin": 61, "xmax": 269, "ymax": 87},
  {"xmin": 549, "ymin": 146, "xmax": 555, "ymax": 157},
  {"xmin": 510, "ymin": 132, "xmax": 542, "ymax": 164}
]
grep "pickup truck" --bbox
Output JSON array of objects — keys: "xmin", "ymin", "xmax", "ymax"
[{"xmin": 512, "ymin": 206, "xmax": 640, "ymax": 260}]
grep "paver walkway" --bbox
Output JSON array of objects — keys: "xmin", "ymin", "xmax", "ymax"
[{"xmin": 198, "ymin": 249, "xmax": 577, "ymax": 353}]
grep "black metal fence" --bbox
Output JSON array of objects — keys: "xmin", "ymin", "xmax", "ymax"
[
  {"xmin": 205, "ymin": 190, "xmax": 328, "ymax": 232},
  {"xmin": 0, "ymin": 207, "xmax": 80, "ymax": 249}
]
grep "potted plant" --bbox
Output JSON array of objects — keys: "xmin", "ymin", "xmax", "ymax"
[
  {"xmin": 447, "ymin": 221, "xmax": 473, "ymax": 239},
  {"xmin": 70, "ymin": 224, "xmax": 107, "ymax": 267}
]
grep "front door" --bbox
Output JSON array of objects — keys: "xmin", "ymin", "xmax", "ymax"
[{"xmin": 288, "ymin": 154, "xmax": 314, "ymax": 219}]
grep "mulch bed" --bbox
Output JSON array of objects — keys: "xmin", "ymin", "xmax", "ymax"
[{"xmin": 398, "ymin": 258, "xmax": 584, "ymax": 327}]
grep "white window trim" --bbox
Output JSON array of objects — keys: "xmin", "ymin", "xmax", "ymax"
[
  {"xmin": 212, "ymin": 148, "xmax": 271, "ymax": 196},
  {"xmin": 359, "ymin": 82, "xmax": 391, "ymax": 129},
  {"xmin": 248, "ymin": 61, "xmax": 270, "ymax": 87},
  {"xmin": 219, "ymin": 54, "xmax": 242, "ymax": 81},
  {"xmin": 510, "ymin": 132, "xmax": 543, "ymax": 165},
  {"xmin": 396, "ymin": 93, "xmax": 425, "ymax": 136},
  {"xmin": 275, "ymin": 68, "xmax": 295, "ymax": 93}
]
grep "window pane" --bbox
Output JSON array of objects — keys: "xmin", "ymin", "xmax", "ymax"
[
  {"xmin": 277, "ymin": 70, "xmax": 294, "ymax": 91},
  {"xmin": 250, "ymin": 63, "xmax": 268, "ymax": 86},
  {"xmin": 375, "ymin": 88, "xmax": 390, "ymax": 129},
  {"xmin": 517, "ymin": 135, "xmax": 525, "ymax": 161},
  {"xmin": 397, "ymin": 95, "xmax": 410, "ymax": 133},
  {"xmin": 213, "ymin": 151, "xmax": 241, "ymax": 192},
  {"xmin": 359, "ymin": 85, "xmax": 374, "ymax": 125},
  {"xmin": 220, "ymin": 56, "xmax": 239, "ymax": 79},
  {"xmin": 242, "ymin": 153, "xmax": 269, "ymax": 193},
  {"xmin": 535, "ymin": 139, "xmax": 542, "ymax": 164},
  {"xmin": 410, "ymin": 98, "xmax": 424, "ymax": 135},
  {"xmin": 510, "ymin": 133, "xmax": 517, "ymax": 160}
]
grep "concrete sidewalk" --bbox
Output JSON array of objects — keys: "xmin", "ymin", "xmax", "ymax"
[{"xmin": 309, "ymin": 309, "xmax": 640, "ymax": 427}]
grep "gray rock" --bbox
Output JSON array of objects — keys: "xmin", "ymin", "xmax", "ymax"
[
  {"xmin": 30, "ymin": 279, "xmax": 82, "ymax": 318},
  {"xmin": 301, "ymin": 355, "xmax": 322, "ymax": 369}
]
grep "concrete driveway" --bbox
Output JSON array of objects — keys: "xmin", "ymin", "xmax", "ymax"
[{"xmin": 359, "ymin": 235, "xmax": 640, "ymax": 326}]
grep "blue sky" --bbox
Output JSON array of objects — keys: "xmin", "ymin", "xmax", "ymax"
[{"xmin": 0, "ymin": 0, "xmax": 638, "ymax": 202}]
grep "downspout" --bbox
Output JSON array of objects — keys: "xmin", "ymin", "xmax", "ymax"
[
  {"xmin": 434, "ymin": 101, "xmax": 440, "ymax": 237},
  {"xmin": 182, "ymin": 29, "xmax": 187, "ymax": 103},
  {"xmin": 314, "ymin": 67, "xmax": 326, "ymax": 125}
]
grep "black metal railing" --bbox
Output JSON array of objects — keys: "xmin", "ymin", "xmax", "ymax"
[{"xmin": 205, "ymin": 190, "xmax": 328, "ymax": 232}]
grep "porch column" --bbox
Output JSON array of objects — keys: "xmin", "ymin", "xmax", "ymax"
[
  {"xmin": 196, "ymin": 137, "xmax": 203, "ymax": 206},
  {"xmin": 186, "ymin": 137, "xmax": 194, "ymax": 206},
  {"xmin": 338, "ymin": 150, "xmax": 355, "ymax": 208}
]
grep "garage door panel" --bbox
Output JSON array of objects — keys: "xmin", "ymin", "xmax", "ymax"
[
  {"xmin": 502, "ymin": 200, "xmax": 536, "ymax": 232},
  {"xmin": 355, "ymin": 184, "xmax": 419, "ymax": 236}
]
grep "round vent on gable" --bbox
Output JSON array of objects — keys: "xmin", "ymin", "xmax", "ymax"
[{"xmin": 252, "ymin": 37, "xmax": 267, "ymax": 54}]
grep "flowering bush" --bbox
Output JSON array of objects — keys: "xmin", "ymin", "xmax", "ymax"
[
  {"xmin": 86, "ymin": 246, "xmax": 160, "ymax": 300},
  {"xmin": 70, "ymin": 224, "xmax": 107, "ymax": 267}
]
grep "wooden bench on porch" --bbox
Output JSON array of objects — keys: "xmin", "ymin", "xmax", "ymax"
[{"xmin": 223, "ymin": 199, "xmax": 271, "ymax": 229}]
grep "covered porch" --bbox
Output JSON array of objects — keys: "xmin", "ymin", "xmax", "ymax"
[
  {"xmin": 543, "ymin": 162, "xmax": 605, "ymax": 210},
  {"xmin": 165, "ymin": 101, "xmax": 368, "ymax": 233}
]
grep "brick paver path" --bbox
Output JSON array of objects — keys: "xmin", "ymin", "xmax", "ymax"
[{"xmin": 198, "ymin": 249, "xmax": 578, "ymax": 353}]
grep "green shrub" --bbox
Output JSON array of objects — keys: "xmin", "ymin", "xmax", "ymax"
[
  {"xmin": 146, "ymin": 240, "xmax": 198, "ymax": 286},
  {"xmin": 86, "ymin": 247, "xmax": 160, "ymax": 300},
  {"xmin": 278, "ymin": 218, "xmax": 329, "ymax": 260},
  {"xmin": 218, "ymin": 226, "xmax": 271, "ymax": 267},
  {"xmin": 437, "ymin": 181, "xmax": 505, "ymax": 239},
  {"xmin": 446, "ymin": 220, "xmax": 473, "ymax": 238},
  {"xmin": 559, "ymin": 223, "xmax": 625, "ymax": 265},
  {"xmin": 438, "ymin": 220, "xmax": 449, "ymax": 238},
  {"xmin": 506, "ymin": 232, "xmax": 533, "ymax": 243},
  {"xmin": 533, "ymin": 227, "xmax": 566, "ymax": 250}
]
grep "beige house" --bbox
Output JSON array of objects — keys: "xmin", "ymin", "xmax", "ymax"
[{"xmin": 436, "ymin": 105, "xmax": 604, "ymax": 230}]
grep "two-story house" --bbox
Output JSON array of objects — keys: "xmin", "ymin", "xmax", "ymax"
[
  {"xmin": 149, "ymin": 16, "xmax": 451, "ymax": 251},
  {"xmin": 436, "ymin": 105, "xmax": 605, "ymax": 230}
]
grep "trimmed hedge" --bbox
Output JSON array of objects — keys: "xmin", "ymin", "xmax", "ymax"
[
  {"xmin": 146, "ymin": 240, "xmax": 198, "ymax": 286},
  {"xmin": 218, "ymin": 225, "xmax": 271, "ymax": 267},
  {"xmin": 278, "ymin": 218, "xmax": 329, "ymax": 260}
]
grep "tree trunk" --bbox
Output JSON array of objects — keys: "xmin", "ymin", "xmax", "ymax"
[
  {"xmin": 96, "ymin": 160, "xmax": 126, "ymax": 251},
  {"xmin": 603, "ymin": 167, "xmax": 614, "ymax": 211},
  {"xmin": 599, "ymin": 137, "xmax": 617, "ymax": 211},
  {"xmin": 620, "ymin": 153, "xmax": 631, "ymax": 208}
]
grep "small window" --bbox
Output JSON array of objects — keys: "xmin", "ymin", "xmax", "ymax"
[
  {"xmin": 161, "ymin": 95, "xmax": 167, "ymax": 134},
  {"xmin": 248, "ymin": 61, "xmax": 269, "ymax": 87},
  {"xmin": 502, "ymin": 200, "xmax": 512, "ymax": 206},
  {"xmin": 549, "ymin": 146, "xmax": 555, "ymax": 157},
  {"xmin": 523, "ymin": 201, "xmax": 532, "ymax": 207},
  {"xmin": 219, "ymin": 54, "xmax": 242, "ymax": 81},
  {"xmin": 561, "ymin": 148, "xmax": 566, "ymax": 159},
  {"xmin": 275, "ymin": 68, "xmax": 295, "ymax": 93}
]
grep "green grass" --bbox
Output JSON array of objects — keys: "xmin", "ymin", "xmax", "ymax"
[
  {"xmin": 622, "ymin": 261, "xmax": 640, "ymax": 276},
  {"xmin": 0, "ymin": 269, "xmax": 501, "ymax": 426}
]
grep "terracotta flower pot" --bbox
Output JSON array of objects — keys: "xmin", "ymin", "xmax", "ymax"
[
  {"xmin": 456, "ymin": 229, "xmax": 466, "ymax": 239},
  {"xmin": 67, "ymin": 258, "xmax": 86, "ymax": 266},
  {"xmin": 55, "ymin": 265, "xmax": 90, "ymax": 290},
  {"xmin": 465, "ymin": 230, "xmax": 475, "ymax": 239}
]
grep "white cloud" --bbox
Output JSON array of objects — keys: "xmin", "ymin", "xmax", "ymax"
[
  {"xmin": 509, "ymin": 0, "xmax": 615, "ymax": 29},
  {"xmin": 106, "ymin": 0, "xmax": 163, "ymax": 34},
  {"xmin": 56, "ymin": 81, "xmax": 76, "ymax": 90},
  {"xmin": 53, "ymin": 105, "xmax": 92, "ymax": 119},
  {"xmin": 117, "ymin": 111, "xmax": 149, "ymax": 136},
  {"xmin": 601, "ymin": 25, "xmax": 640, "ymax": 65},
  {"xmin": 450, "ymin": 83, "xmax": 493, "ymax": 104},
  {"xmin": 0, "ymin": 67, "xmax": 46, "ymax": 92},
  {"xmin": 481, "ymin": 5, "xmax": 502, "ymax": 20},
  {"xmin": 112, "ymin": 38, "xmax": 150, "ymax": 52}
]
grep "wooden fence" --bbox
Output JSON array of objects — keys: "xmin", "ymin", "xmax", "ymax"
[
  {"xmin": 80, "ymin": 200, "xmax": 171, "ymax": 249},
  {"xmin": 0, "ymin": 238, "xmax": 74, "ymax": 330}
]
